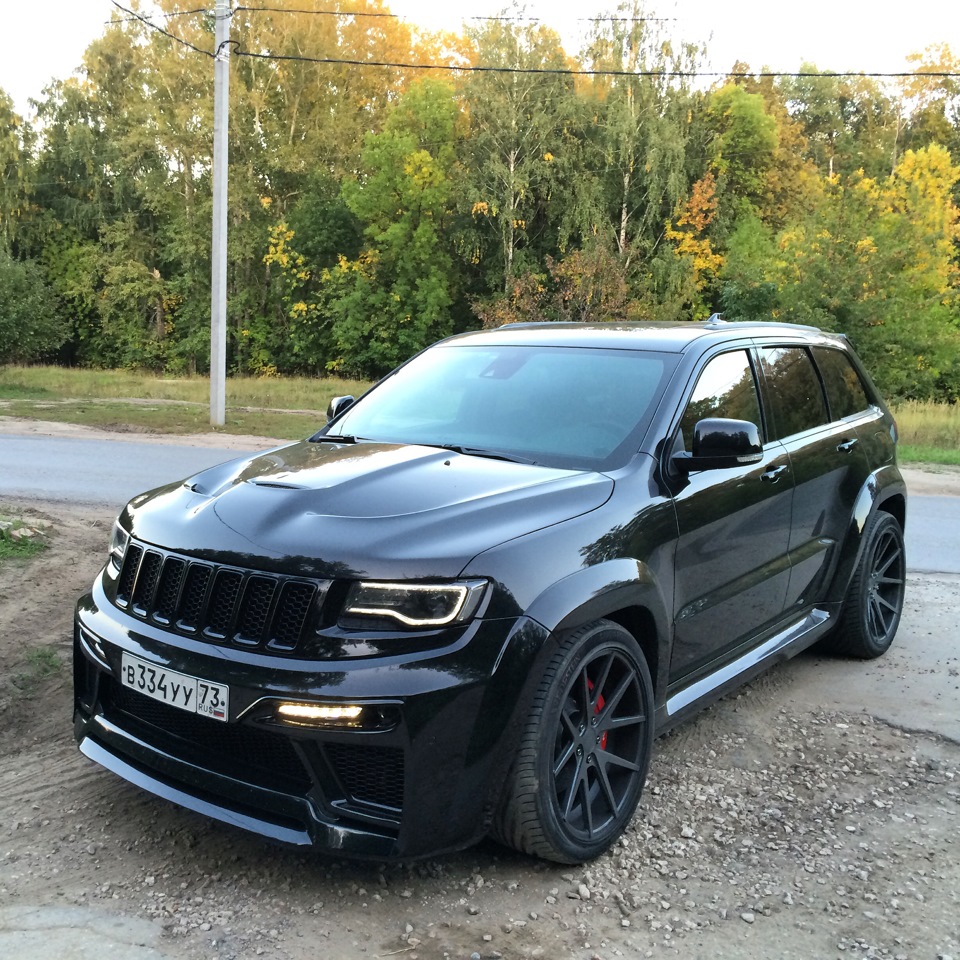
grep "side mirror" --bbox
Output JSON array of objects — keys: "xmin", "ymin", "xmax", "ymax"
[
  {"xmin": 326, "ymin": 395, "xmax": 355, "ymax": 421},
  {"xmin": 673, "ymin": 418, "xmax": 763, "ymax": 472}
]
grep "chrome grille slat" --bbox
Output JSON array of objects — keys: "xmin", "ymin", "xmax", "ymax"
[{"xmin": 114, "ymin": 539, "xmax": 324, "ymax": 654}]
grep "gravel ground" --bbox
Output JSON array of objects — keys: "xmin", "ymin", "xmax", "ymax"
[{"xmin": 1, "ymin": 457, "xmax": 958, "ymax": 960}]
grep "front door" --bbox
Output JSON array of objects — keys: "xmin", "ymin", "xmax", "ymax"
[{"xmin": 669, "ymin": 349, "xmax": 794, "ymax": 683}]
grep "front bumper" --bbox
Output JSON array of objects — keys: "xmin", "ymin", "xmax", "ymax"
[{"xmin": 73, "ymin": 586, "xmax": 549, "ymax": 860}]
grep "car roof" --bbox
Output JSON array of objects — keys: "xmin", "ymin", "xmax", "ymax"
[{"xmin": 444, "ymin": 320, "xmax": 844, "ymax": 354}]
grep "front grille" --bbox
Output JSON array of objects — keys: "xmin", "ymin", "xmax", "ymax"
[
  {"xmin": 106, "ymin": 678, "xmax": 312, "ymax": 793},
  {"xmin": 114, "ymin": 539, "xmax": 329, "ymax": 655},
  {"xmin": 325, "ymin": 742, "xmax": 405, "ymax": 811}
]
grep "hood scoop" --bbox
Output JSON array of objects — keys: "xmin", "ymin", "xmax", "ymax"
[{"xmin": 248, "ymin": 479, "xmax": 305, "ymax": 490}]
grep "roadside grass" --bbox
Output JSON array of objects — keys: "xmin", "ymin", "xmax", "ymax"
[
  {"xmin": 894, "ymin": 401, "xmax": 960, "ymax": 464},
  {"xmin": 897, "ymin": 445, "xmax": 960, "ymax": 466},
  {"xmin": 0, "ymin": 517, "xmax": 48, "ymax": 563},
  {"xmin": 12, "ymin": 646, "xmax": 62, "ymax": 695},
  {"xmin": 1, "ymin": 367, "xmax": 958, "ymax": 464},
  {"xmin": 0, "ymin": 366, "xmax": 373, "ymax": 439},
  {"xmin": 0, "ymin": 397, "xmax": 324, "ymax": 440}
]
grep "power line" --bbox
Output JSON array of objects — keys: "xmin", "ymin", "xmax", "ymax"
[
  {"xmin": 110, "ymin": 1, "xmax": 215, "ymax": 58},
  {"xmin": 236, "ymin": 5, "xmax": 675, "ymax": 23},
  {"xmin": 108, "ymin": 7, "xmax": 209, "ymax": 24},
  {"xmin": 231, "ymin": 47, "xmax": 960, "ymax": 80},
  {"xmin": 236, "ymin": 4, "xmax": 398, "ymax": 17},
  {"xmin": 108, "ymin": 2, "xmax": 960, "ymax": 80}
]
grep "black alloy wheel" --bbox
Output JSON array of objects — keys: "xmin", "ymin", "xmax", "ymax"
[
  {"xmin": 492, "ymin": 620, "xmax": 654, "ymax": 863},
  {"xmin": 830, "ymin": 511, "xmax": 906, "ymax": 659}
]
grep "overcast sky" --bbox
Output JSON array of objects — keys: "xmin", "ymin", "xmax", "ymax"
[{"xmin": 2, "ymin": 0, "xmax": 957, "ymax": 116}]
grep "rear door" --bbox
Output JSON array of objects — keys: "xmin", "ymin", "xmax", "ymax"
[{"xmin": 756, "ymin": 345, "xmax": 872, "ymax": 611}]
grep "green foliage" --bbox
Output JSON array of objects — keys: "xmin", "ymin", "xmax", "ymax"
[
  {"xmin": 320, "ymin": 79, "xmax": 463, "ymax": 377},
  {"xmin": 894, "ymin": 400, "xmax": 960, "ymax": 453},
  {"xmin": 11, "ymin": 646, "xmax": 61, "ymax": 696},
  {"xmin": 706, "ymin": 83, "xmax": 779, "ymax": 230},
  {"xmin": 0, "ymin": 255, "xmax": 69, "ymax": 361},
  {"xmin": 0, "ymin": 9, "xmax": 957, "ymax": 399},
  {"xmin": 0, "ymin": 517, "xmax": 48, "ymax": 564},
  {"xmin": 718, "ymin": 211, "xmax": 780, "ymax": 320}
]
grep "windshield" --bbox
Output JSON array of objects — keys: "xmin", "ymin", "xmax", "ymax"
[{"xmin": 325, "ymin": 343, "xmax": 674, "ymax": 469}]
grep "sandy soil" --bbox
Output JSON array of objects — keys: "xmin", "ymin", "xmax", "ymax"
[{"xmin": 1, "ymin": 418, "xmax": 958, "ymax": 959}]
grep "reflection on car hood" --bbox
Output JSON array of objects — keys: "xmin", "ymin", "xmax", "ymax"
[{"xmin": 124, "ymin": 440, "xmax": 614, "ymax": 580}]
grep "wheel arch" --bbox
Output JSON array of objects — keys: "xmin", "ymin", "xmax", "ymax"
[
  {"xmin": 523, "ymin": 559, "xmax": 670, "ymax": 707},
  {"xmin": 827, "ymin": 465, "xmax": 907, "ymax": 605}
]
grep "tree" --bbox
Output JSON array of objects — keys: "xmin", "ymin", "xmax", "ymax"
[
  {"xmin": 771, "ymin": 148, "xmax": 960, "ymax": 398},
  {"xmin": 717, "ymin": 208, "xmax": 780, "ymax": 321},
  {"xmin": 780, "ymin": 67, "xmax": 898, "ymax": 179},
  {"xmin": 0, "ymin": 255, "xmax": 68, "ymax": 362},
  {"xmin": 461, "ymin": 13, "xmax": 573, "ymax": 292},
  {"xmin": 0, "ymin": 90, "xmax": 33, "ymax": 257},
  {"xmin": 578, "ymin": 2, "xmax": 700, "ymax": 267},
  {"xmin": 319, "ymin": 79, "xmax": 465, "ymax": 376},
  {"xmin": 899, "ymin": 44, "xmax": 960, "ymax": 162},
  {"xmin": 664, "ymin": 173, "xmax": 724, "ymax": 318},
  {"xmin": 705, "ymin": 83, "xmax": 778, "ymax": 222}
]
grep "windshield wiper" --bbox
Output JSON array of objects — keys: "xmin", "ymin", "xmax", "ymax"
[
  {"xmin": 312, "ymin": 434, "xmax": 360, "ymax": 444},
  {"xmin": 432, "ymin": 443, "xmax": 536, "ymax": 465}
]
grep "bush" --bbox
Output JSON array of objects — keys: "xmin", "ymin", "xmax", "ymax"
[{"xmin": 0, "ymin": 256, "xmax": 69, "ymax": 363}]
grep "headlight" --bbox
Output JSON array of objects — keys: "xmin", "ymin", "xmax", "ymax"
[
  {"xmin": 340, "ymin": 580, "xmax": 487, "ymax": 629},
  {"xmin": 107, "ymin": 521, "xmax": 130, "ymax": 575}
]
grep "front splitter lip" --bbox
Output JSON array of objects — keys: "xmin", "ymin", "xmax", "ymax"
[{"xmin": 76, "ymin": 710, "xmax": 401, "ymax": 859}]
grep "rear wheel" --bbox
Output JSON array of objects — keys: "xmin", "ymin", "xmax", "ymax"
[
  {"xmin": 827, "ymin": 511, "xmax": 906, "ymax": 659},
  {"xmin": 492, "ymin": 620, "xmax": 654, "ymax": 863}
]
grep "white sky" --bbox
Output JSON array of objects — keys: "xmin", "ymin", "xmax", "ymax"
[{"xmin": 1, "ymin": 0, "xmax": 958, "ymax": 116}]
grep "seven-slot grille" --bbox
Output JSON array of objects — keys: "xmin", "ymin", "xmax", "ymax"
[{"xmin": 115, "ymin": 540, "xmax": 327, "ymax": 654}]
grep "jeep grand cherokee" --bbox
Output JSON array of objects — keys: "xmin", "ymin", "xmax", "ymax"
[{"xmin": 74, "ymin": 320, "xmax": 906, "ymax": 863}]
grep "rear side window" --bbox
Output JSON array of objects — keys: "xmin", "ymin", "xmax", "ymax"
[
  {"xmin": 759, "ymin": 347, "xmax": 829, "ymax": 440},
  {"xmin": 813, "ymin": 347, "xmax": 871, "ymax": 419},
  {"xmin": 679, "ymin": 350, "xmax": 762, "ymax": 447}
]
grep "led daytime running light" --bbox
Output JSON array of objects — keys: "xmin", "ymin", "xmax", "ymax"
[
  {"xmin": 276, "ymin": 703, "xmax": 363, "ymax": 721},
  {"xmin": 344, "ymin": 581, "xmax": 486, "ymax": 628}
]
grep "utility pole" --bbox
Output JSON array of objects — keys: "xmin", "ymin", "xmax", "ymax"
[{"xmin": 210, "ymin": 0, "xmax": 231, "ymax": 426}]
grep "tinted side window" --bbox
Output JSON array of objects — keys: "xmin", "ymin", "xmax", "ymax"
[
  {"xmin": 759, "ymin": 347, "xmax": 829, "ymax": 440},
  {"xmin": 679, "ymin": 350, "xmax": 762, "ymax": 447},
  {"xmin": 813, "ymin": 347, "xmax": 871, "ymax": 420}
]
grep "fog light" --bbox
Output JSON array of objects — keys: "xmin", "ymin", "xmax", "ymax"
[{"xmin": 275, "ymin": 702, "xmax": 364, "ymax": 727}]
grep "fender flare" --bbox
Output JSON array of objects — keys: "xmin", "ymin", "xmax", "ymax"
[
  {"xmin": 828, "ymin": 464, "xmax": 907, "ymax": 604},
  {"xmin": 521, "ymin": 557, "xmax": 672, "ymax": 703}
]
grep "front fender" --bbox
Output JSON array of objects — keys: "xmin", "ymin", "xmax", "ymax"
[
  {"xmin": 522, "ymin": 558, "xmax": 672, "ymax": 712},
  {"xmin": 523, "ymin": 558, "xmax": 667, "ymax": 636},
  {"xmin": 827, "ymin": 464, "xmax": 907, "ymax": 604}
]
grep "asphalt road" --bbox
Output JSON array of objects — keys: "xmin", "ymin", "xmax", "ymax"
[
  {"xmin": 0, "ymin": 433, "xmax": 251, "ymax": 509},
  {"xmin": 0, "ymin": 432, "xmax": 956, "ymax": 573}
]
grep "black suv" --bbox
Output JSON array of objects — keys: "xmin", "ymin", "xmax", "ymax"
[{"xmin": 74, "ymin": 321, "xmax": 906, "ymax": 863}]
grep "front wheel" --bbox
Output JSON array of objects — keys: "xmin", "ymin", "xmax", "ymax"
[
  {"xmin": 491, "ymin": 620, "xmax": 654, "ymax": 863},
  {"xmin": 828, "ymin": 511, "xmax": 906, "ymax": 659}
]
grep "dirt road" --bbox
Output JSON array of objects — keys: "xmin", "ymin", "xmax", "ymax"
[{"xmin": 1, "ymin": 442, "xmax": 958, "ymax": 959}]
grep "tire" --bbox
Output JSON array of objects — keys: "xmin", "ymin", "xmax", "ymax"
[
  {"xmin": 491, "ymin": 620, "xmax": 654, "ymax": 863},
  {"xmin": 827, "ymin": 511, "xmax": 906, "ymax": 659}
]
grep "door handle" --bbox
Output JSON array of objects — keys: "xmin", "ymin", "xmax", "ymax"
[
  {"xmin": 837, "ymin": 438, "xmax": 859, "ymax": 453},
  {"xmin": 761, "ymin": 464, "xmax": 788, "ymax": 483}
]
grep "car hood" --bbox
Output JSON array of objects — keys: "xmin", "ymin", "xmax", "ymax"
[{"xmin": 123, "ymin": 440, "xmax": 614, "ymax": 580}]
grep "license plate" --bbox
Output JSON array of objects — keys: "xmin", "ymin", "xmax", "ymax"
[{"xmin": 120, "ymin": 652, "xmax": 229, "ymax": 722}]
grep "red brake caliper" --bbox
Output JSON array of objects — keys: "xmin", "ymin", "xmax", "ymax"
[{"xmin": 587, "ymin": 679, "xmax": 608, "ymax": 750}]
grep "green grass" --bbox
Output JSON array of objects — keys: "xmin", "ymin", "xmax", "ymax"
[
  {"xmin": 2, "ymin": 367, "xmax": 958, "ymax": 464},
  {"xmin": 0, "ymin": 365, "xmax": 373, "ymax": 439},
  {"xmin": 0, "ymin": 518, "xmax": 48, "ymax": 563},
  {"xmin": 893, "ymin": 400, "xmax": 960, "ymax": 449},
  {"xmin": 892, "ymin": 401, "xmax": 960, "ymax": 466},
  {"xmin": 12, "ymin": 646, "xmax": 62, "ymax": 694},
  {"xmin": 897, "ymin": 444, "xmax": 960, "ymax": 466}
]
